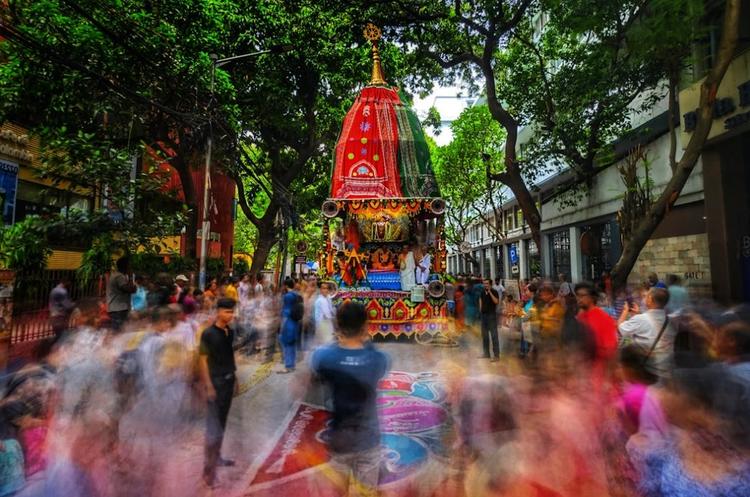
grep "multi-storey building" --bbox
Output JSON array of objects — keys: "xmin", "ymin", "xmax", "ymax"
[{"xmin": 448, "ymin": 4, "xmax": 750, "ymax": 304}]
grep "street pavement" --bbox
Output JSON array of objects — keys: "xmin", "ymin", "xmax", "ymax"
[{"xmin": 172, "ymin": 332, "xmax": 496, "ymax": 496}]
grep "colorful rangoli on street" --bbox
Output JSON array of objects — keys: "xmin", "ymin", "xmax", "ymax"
[{"xmin": 244, "ymin": 371, "xmax": 451, "ymax": 496}]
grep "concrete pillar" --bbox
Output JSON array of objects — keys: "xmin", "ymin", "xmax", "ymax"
[
  {"xmin": 569, "ymin": 226, "xmax": 583, "ymax": 283},
  {"xmin": 519, "ymin": 239, "xmax": 528, "ymax": 280},
  {"xmin": 541, "ymin": 233, "xmax": 552, "ymax": 279},
  {"xmin": 479, "ymin": 248, "xmax": 486, "ymax": 278},
  {"xmin": 502, "ymin": 244, "xmax": 510, "ymax": 280},
  {"xmin": 489, "ymin": 247, "xmax": 497, "ymax": 280}
]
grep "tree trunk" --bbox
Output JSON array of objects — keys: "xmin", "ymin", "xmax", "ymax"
[
  {"xmin": 174, "ymin": 157, "xmax": 199, "ymax": 260},
  {"xmin": 482, "ymin": 60, "xmax": 543, "ymax": 252},
  {"xmin": 249, "ymin": 225, "xmax": 276, "ymax": 276},
  {"xmin": 610, "ymin": 0, "xmax": 740, "ymax": 291},
  {"xmin": 503, "ymin": 165, "xmax": 542, "ymax": 250}
]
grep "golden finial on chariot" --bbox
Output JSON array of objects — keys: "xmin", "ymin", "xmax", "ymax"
[
  {"xmin": 363, "ymin": 23, "xmax": 382, "ymax": 42},
  {"xmin": 364, "ymin": 23, "xmax": 387, "ymax": 86}
]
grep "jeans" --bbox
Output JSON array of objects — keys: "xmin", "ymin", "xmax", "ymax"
[
  {"xmin": 282, "ymin": 341, "xmax": 296, "ymax": 369},
  {"xmin": 204, "ymin": 373, "xmax": 235, "ymax": 480},
  {"xmin": 108, "ymin": 310, "xmax": 129, "ymax": 331},
  {"xmin": 481, "ymin": 313, "xmax": 499, "ymax": 358},
  {"xmin": 328, "ymin": 445, "xmax": 382, "ymax": 497}
]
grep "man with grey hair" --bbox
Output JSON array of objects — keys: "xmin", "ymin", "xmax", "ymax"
[{"xmin": 618, "ymin": 287, "xmax": 676, "ymax": 379}]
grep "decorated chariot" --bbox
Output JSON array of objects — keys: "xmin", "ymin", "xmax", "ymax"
[{"xmin": 320, "ymin": 25, "xmax": 449, "ymax": 340}]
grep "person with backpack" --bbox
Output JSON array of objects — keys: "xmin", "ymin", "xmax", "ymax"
[{"xmin": 278, "ymin": 278, "xmax": 303, "ymax": 374}]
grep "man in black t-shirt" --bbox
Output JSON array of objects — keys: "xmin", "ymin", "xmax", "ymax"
[
  {"xmin": 199, "ymin": 298, "xmax": 239, "ymax": 487},
  {"xmin": 479, "ymin": 278, "xmax": 501, "ymax": 361}
]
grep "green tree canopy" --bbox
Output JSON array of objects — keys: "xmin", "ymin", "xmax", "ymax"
[{"xmin": 433, "ymin": 105, "xmax": 506, "ymax": 249}]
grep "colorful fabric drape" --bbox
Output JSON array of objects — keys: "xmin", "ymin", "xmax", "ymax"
[
  {"xmin": 331, "ymin": 87, "xmax": 403, "ymax": 199},
  {"xmin": 330, "ymin": 86, "xmax": 440, "ymax": 199}
]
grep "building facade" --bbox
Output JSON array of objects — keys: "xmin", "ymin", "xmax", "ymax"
[
  {"xmin": 448, "ymin": 25, "xmax": 750, "ymax": 304},
  {"xmin": 1, "ymin": 122, "xmax": 237, "ymax": 270}
]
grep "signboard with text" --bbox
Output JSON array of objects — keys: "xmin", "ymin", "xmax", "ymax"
[
  {"xmin": 679, "ymin": 50, "xmax": 750, "ymax": 144},
  {"xmin": 0, "ymin": 159, "xmax": 18, "ymax": 225}
]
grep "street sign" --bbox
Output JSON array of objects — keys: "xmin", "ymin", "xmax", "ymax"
[
  {"xmin": 295, "ymin": 255, "xmax": 306, "ymax": 264},
  {"xmin": 511, "ymin": 265, "xmax": 519, "ymax": 275},
  {"xmin": 509, "ymin": 245, "xmax": 519, "ymax": 264}
]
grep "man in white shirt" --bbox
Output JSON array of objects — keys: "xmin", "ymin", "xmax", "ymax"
[
  {"xmin": 314, "ymin": 282, "xmax": 336, "ymax": 344},
  {"xmin": 557, "ymin": 273, "xmax": 573, "ymax": 298},
  {"xmin": 253, "ymin": 274, "xmax": 264, "ymax": 295},
  {"xmin": 493, "ymin": 277, "xmax": 505, "ymax": 320},
  {"xmin": 415, "ymin": 247, "xmax": 432, "ymax": 286},
  {"xmin": 618, "ymin": 287, "xmax": 676, "ymax": 379},
  {"xmin": 238, "ymin": 274, "xmax": 251, "ymax": 305}
]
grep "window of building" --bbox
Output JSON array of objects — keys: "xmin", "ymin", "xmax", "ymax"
[
  {"xmin": 550, "ymin": 229, "xmax": 571, "ymax": 279},
  {"xmin": 580, "ymin": 220, "xmax": 621, "ymax": 282},
  {"xmin": 15, "ymin": 180, "xmax": 92, "ymax": 223},
  {"xmin": 495, "ymin": 245, "xmax": 504, "ymax": 280},
  {"xmin": 526, "ymin": 239, "xmax": 542, "ymax": 278},
  {"xmin": 690, "ymin": 0, "xmax": 750, "ymax": 82}
]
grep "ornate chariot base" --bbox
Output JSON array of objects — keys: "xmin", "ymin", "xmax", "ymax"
[{"xmin": 333, "ymin": 289, "xmax": 451, "ymax": 340}]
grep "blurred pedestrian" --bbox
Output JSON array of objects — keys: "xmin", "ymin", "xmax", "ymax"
[
  {"xmin": 278, "ymin": 278, "xmax": 303, "ymax": 373},
  {"xmin": 618, "ymin": 287, "xmax": 676, "ymax": 380},
  {"xmin": 48, "ymin": 277, "xmax": 74, "ymax": 341},
  {"xmin": 575, "ymin": 282, "xmax": 618, "ymax": 391},
  {"xmin": 238, "ymin": 273, "xmax": 251, "ymax": 305},
  {"xmin": 310, "ymin": 302, "xmax": 389, "ymax": 497},
  {"xmin": 174, "ymin": 274, "xmax": 190, "ymax": 304},
  {"xmin": 131, "ymin": 275, "xmax": 148, "ymax": 313},
  {"xmin": 223, "ymin": 277, "xmax": 239, "ymax": 302},
  {"xmin": 557, "ymin": 273, "xmax": 573, "ymax": 298},
  {"xmin": 314, "ymin": 282, "xmax": 335, "ymax": 344},
  {"xmin": 666, "ymin": 274, "xmax": 688, "ymax": 313},
  {"xmin": 106, "ymin": 257, "xmax": 135, "ymax": 331},
  {"xmin": 479, "ymin": 279, "xmax": 501, "ymax": 362},
  {"xmin": 647, "ymin": 272, "xmax": 666, "ymax": 289}
]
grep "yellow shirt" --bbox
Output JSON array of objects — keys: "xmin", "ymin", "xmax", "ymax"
[
  {"xmin": 539, "ymin": 301, "xmax": 565, "ymax": 338},
  {"xmin": 224, "ymin": 285, "xmax": 238, "ymax": 301}
]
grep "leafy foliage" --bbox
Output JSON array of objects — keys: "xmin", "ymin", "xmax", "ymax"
[
  {"xmin": 433, "ymin": 105, "xmax": 506, "ymax": 246},
  {"xmin": 0, "ymin": 216, "xmax": 52, "ymax": 274},
  {"xmin": 77, "ymin": 234, "xmax": 114, "ymax": 284},
  {"xmin": 497, "ymin": 0, "xmax": 705, "ymax": 179}
]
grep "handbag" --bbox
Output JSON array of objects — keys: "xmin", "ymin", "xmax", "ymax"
[{"xmin": 642, "ymin": 316, "xmax": 670, "ymax": 366}]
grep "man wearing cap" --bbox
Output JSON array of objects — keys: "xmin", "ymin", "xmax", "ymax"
[
  {"xmin": 175, "ymin": 274, "xmax": 190, "ymax": 304},
  {"xmin": 199, "ymin": 298, "xmax": 239, "ymax": 487}
]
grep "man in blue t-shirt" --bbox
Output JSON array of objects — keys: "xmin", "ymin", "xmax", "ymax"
[{"xmin": 310, "ymin": 302, "xmax": 389, "ymax": 495}]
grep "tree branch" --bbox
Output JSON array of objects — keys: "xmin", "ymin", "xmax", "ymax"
[{"xmin": 233, "ymin": 170, "xmax": 261, "ymax": 227}]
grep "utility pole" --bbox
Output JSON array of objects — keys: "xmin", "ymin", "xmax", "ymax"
[
  {"xmin": 198, "ymin": 55, "xmax": 216, "ymax": 291},
  {"xmin": 198, "ymin": 45, "xmax": 292, "ymax": 290}
]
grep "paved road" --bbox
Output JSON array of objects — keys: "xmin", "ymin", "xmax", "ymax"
[
  {"xmin": 126, "ymin": 326, "xmax": 516, "ymax": 497},
  {"xmin": 202, "ymin": 333, "xmax": 492, "ymax": 496}
]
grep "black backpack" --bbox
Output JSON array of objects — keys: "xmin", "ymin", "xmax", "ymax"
[{"xmin": 290, "ymin": 292, "xmax": 305, "ymax": 322}]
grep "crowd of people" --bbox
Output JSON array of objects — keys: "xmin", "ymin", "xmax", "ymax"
[
  {"xmin": 0, "ymin": 259, "xmax": 748, "ymax": 497},
  {"xmin": 439, "ymin": 270, "xmax": 750, "ymax": 496},
  {"xmin": 2, "ymin": 256, "xmax": 340, "ymax": 495}
]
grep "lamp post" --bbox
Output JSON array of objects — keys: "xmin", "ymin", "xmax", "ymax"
[{"xmin": 198, "ymin": 46, "xmax": 292, "ymax": 290}]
